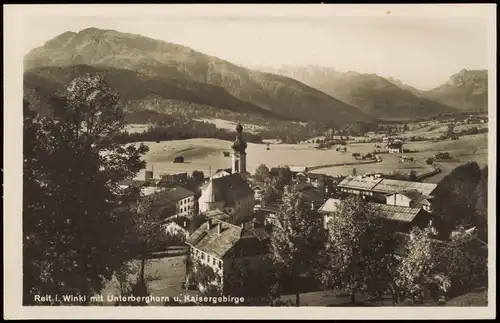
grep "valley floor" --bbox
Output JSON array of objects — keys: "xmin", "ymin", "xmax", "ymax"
[{"xmin": 132, "ymin": 133, "xmax": 488, "ymax": 184}]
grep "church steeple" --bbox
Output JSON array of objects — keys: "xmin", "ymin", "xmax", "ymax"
[
  {"xmin": 231, "ymin": 121, "xmax": 247, "ymax": 174},
  {"xmin": 231, "ymin": 121, "xmax": 247, "ymax": 153}
]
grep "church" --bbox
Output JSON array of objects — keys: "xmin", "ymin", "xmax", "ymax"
[{"xmin": 198, "ymin": 122, "xmax": 255, "ymax": 224}]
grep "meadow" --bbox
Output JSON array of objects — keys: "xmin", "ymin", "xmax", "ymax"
[{"xmin": 132, "ymin": 132, "xmax": 487, "ymax": 185}]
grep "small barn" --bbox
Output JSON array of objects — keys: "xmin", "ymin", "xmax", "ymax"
[{"xmin": 173, "ymin": 156, "xmax": 185, "ymax": 163}]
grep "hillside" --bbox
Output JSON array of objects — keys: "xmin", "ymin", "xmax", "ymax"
[
  {"xmin": 259, "ymin": 65, "xmax": 457, "ymax": 121},
  {"xmin": 23, "ymin": 28, "xmax": 370, "ymax": 127},
  {"xmin": 424, "ymin": 69, "xmax": 488, "ymax": 113}
]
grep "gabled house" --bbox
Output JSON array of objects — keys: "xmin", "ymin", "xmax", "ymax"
[
  {"xmin": 185, "ymin": 219, "xmax": 272, "ymax": 293},
  {"xmin": 386, "ymin": 141, "xmax": 403, "ymax": 153},
  {"xmin": 385, "ymin": 189, "xmax": 433, "ymax": 212}
]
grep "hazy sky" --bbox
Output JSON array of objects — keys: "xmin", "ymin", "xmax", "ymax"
[{"xmin": 22, "ymin": 7, "xmax": 492, "ymax": 90}]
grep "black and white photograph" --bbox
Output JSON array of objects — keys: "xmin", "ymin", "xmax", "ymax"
[{"xmin": 3, "ymin": 3, "xmax": 496, "ymax": 320}]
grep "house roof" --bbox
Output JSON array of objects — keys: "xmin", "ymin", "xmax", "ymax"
[
  {"xmin": 167, "ymin": 216, "xmax": 191, "ymax": 229},
  {"xmin": 387, "ymin": 142, "xmax": 403, "ymax": 149},
  {"xmin": 119, "ymin": 179, "xmax": 147, "ymax": 187},
  {"xmin": 215, "ymin": 168, "xmax": 232, "ymax": 174},
  {"xmin": 204, "ymin": 209, "xmax": 231, "ymax": 221},
  {"xmin": 371, "ymin": 204, "xmax": 425, "ymax": 223},
  {"xmin": 142, "ymin": 186, "xmax": 166, "ymax": 196},
  {"xmin": 186, "ymin": 220, "xmax": 242, "ymax": 258},
  {"xmin": 204, "ymin": 173, "xmax": 254, "ymax": 207},
  {"xmin": 339, "ymin": 176, "xmax": 437, "ymax": 196},
  {"xmin": 290, "ymin": 166, "xmax": 308, "ymax": 173},
  {"xmin": 318, "ymin": 198, "xmax": 342, "ymax": 213},
  {"xmin": 338, "ymin": 175, "xmax": 383, "ymax": 191},
  {"xmin": 156, "ymin": 186, "xmax": 195, "ymax": 202}
]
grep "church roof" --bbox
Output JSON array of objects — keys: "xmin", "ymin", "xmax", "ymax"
[{"xmin": 205, "ymin": 173, "xmax": 254, "ymax": 207}]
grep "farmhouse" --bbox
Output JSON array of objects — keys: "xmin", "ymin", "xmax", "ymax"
[
  {"xmin": 337, "ymin": 175, "xmax": 437, "ymax": 204},
  {"xmin": 185, "ymin": 218, "xmax": 272, "ymax": 293},
  {"xmin": 318, "ymin": 197, "xmax": 434, "ymax": 233},
  {"xmin": 386, "ymin": 141, "xmax": 403, "ymax": 153}
]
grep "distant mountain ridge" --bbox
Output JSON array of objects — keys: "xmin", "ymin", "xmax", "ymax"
[
  {"xmin": 24, "ymin": 28, "xmax": 370, "ymax": 127},
  {"xmin": 258, "ymin": 65, "xmax": 458, "ymax": 121},
  {"xmin": 424, "ymin": 69, "xmax": 488, "ymax": 113}
]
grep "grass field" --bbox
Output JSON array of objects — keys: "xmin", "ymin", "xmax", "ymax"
[
  {"xmin": 132, "ymin": 133, "xmax": 487, "ymax": 184},
  {"xmin": 101, "ymin": 255, "xmax": 197, "ymax": 306}
]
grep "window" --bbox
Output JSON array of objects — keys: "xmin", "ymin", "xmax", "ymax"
[
  {"xmin": 218, "ymin": 261, "xmax": 222, "ymax": 269},
  {"xmin": 212, "ymin": 257, "xmax": 216, "ymax": 266},
  {"xmin": 207, "ymin": 255, "xmax": 211, "ymax": 263}
]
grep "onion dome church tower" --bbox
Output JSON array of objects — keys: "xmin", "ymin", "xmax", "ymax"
[{"xmin": 231, "ymin": 122, "xmax": 247, "ymax": 174}]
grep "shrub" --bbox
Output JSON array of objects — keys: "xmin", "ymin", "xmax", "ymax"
[{"xmin": 426, "ymin": 157, "xmax": 434, "ymax": 165}]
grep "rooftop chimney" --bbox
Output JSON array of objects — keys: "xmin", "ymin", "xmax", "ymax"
[
  {"xmin": 207, "ymin": 219, "xmax": 213, "ymax": 230},
  {"xmin": 217, "ymin": 222, "xmax": 222, "ymax": 234}
]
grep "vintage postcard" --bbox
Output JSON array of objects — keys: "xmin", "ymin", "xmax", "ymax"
[{"xmin": 4, "ymin": 3, "xmax": 497, "ymax": 320}]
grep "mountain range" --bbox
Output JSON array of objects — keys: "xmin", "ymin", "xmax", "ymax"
[
  {"xmin": 257, "ymin": 65, "xmax": 488, "ymax": 120},
  {"xmin": 23, "ymin": 27, "xmax": 369, "ymax": 128},
  {"xmin": 24, "ymin": 27, "xmax": 488, "ymax": 132}
]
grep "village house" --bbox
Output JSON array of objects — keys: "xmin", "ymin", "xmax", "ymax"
[
  {"xmin": 289, "ymin": 166, "xmax": 309, "ymax": 178},
  {"xmin": 386, "ymin": 141, "xmax": 404, "ymax": 153},
  {"xmin": 213, "ymin": 168, "xmax": 232, "ymax": 179},
  {"xmin": 154, "ymin": 186, "xmax": 196, "ymax": 220},
  {"xmin": 118, "ymin": 179, "xmax": 166, "ymax": 197},
  {"xmin": 185, "ymin": 218, "xmax": 272, "ymax": 293},
  {"xmin": 252, "ymin": 184, "xmax": 265, "ymax": 202},
  {"xmin": 163, "ymin": 216, "xmax": 191, "ymax": 240},
  {"xmin": 319, "ymin": 197, "xmax": 435, "ymax": 234},
  {"xmin": 337, "ymin": 175, "xmax": 437, "ymax": 204},
  {"xmin": 198, "ymin": 123, "xmax": 255, "ymax": 224},
  {"xmin": 385, "ymin": 189, "xmax": 433, "ymax": 212},
  {"xmin": 159, "ymin": 172, "xmax": 188, "ymax": 185}
]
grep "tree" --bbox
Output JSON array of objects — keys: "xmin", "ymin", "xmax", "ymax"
[
  {"xmin": 254, "ymin": 164, "xmax": 270, "ymax": 183},
  {"xmin": 275, "ymin": 166, "xmax": 293, "ymax": 190},
  {"xmin": 432, "ymin": 162, "xmax": 482, "ymax": 234},
  {"xmin": 436, "ymin": 229, "xmax": 488, "ymax": 298},
  {"xmin": 425, "ymin": 157, "xmax": 434, "ymax": 165},
  {"xmin": 261, "ymin": 177, "xmax": 280, "ymax": 207},
  {"xmin": 320, "ymin": 196, "xmax": 398, "ymax": 304},
  {"xmin": 270, "ymin": 185, "xmax": 326, "ymax": 306},
  {"xmin": 191, "ymin": 170, "xmax": 205, "ymax": 183},
  {"xmin": 408, "ymin": 170, "xmax": 417, "ymax": 181},
  {"xmin": 23, "ymin": 75, "xmax": 149, "ymax": 304},
  {"xmin": 475, "ymin": 166, "xmax": 488, "ymax": 242},
  {"xmin": 129, "ymin": 191, "xmax": 172, "ymax": 292},
  {"xmin": 395, "ymin": 226, "xmax": 450, "ymax": 304}
]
